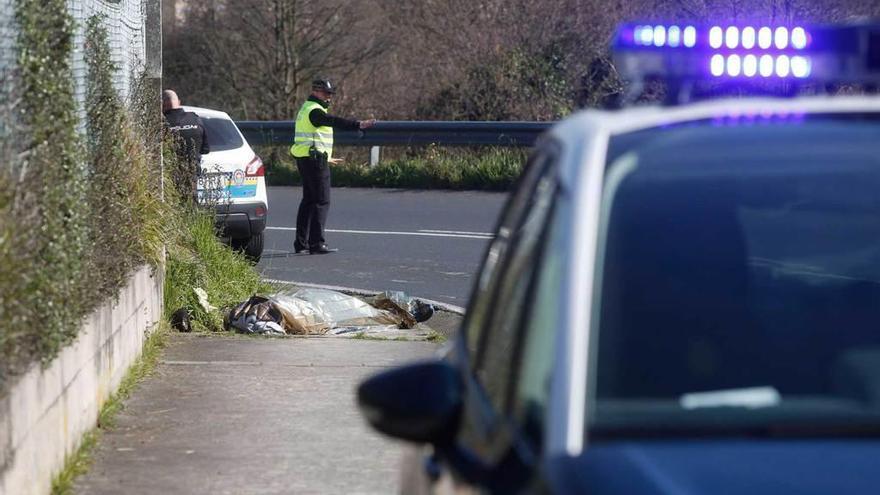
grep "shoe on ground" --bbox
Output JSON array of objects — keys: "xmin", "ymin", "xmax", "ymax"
[
  {"xmin": 310, "ymin": 244, "xmax": 338, "ymax": 255},
  {"xmin": 293, "ymin": 242, "xmax": 308, "ymax": 254}
]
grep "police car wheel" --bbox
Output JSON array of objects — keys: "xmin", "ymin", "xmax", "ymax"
[{"xmin": 242, "ymin": 233, "xmax": 263, "ymax": 263}]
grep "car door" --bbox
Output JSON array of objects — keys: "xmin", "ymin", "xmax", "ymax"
[{"xmin": 429, "ymin": 141, "xmax": 563, "ymax": 493}]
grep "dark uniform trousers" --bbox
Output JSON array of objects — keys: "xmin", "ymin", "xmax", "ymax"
[{"xmin": 294, "ymin": 155, "xmax": 331, "ymax": 250}]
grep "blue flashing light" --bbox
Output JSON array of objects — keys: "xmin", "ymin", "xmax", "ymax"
[
  {"xmin": 775, "ymin": 27, "xmax": 789, "ymax": 49},
  {"xmin": 615, "ymin": 21, "xmax": 880, "ymax": 89},
  {"xmin": 725, "ymin": 26, "xmax": 739, "ymax": 49},
  {"xmin": 638, "ymin": 25, "xmax": 654, "ymax": 45},
  {"xmin": 743, "ymin": 54, "xmax": 758, "ymax": 77},
  {"xmin": 683, "ymin": 26, "xmax": 697, "ymax": 47},
  {"xmin": 742, "ymin": 27, "xmax": 756, "ymax": 49},
  {"xmin": 791, "ymin": 55, "xmax": 811, "ymax": 78},
  {"xmin": 654, "ymin": 25, "xmax": 667, "ymax": 47},
  {"xmin": 727, "ymin": 54, "xmax": 742, "ymax": 76},
  {"xmin": 710, "ymin": 54, "xmax": 725, "ymax": 76},
  {"xmin": 760, "ymin": 54, "xmax": 774, "ymax": 77},
  {"xmin": 668, "ymin": 26, "xmax": 681, "ymax": 47},
  {"xmin": 758, "ymin": 27, "xmax": 773, "ymax": 49},
  {"xmin": 776, "ymin": 55, "xmax": 791, "ymax": 77},
  {"xmin": 710, "ymin": 26, "xmax": 723, "ymax": 49},
  {"xmin": 791, "ymin": 27, "xmax": 807, "ymax": 49}
]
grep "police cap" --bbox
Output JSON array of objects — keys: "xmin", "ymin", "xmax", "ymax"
[{"xmin": 312, "ymin": 79, "xmax": 337, "ymax": 94}]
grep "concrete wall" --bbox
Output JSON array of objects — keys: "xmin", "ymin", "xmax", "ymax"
[{"xmin": 0, "ymin": 264, "xmax": 163, "ymax": 495}]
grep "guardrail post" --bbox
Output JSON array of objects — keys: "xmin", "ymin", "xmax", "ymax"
[{"xmin": 370, "ymin": 146, "xmax": 381, "ymax": 167}]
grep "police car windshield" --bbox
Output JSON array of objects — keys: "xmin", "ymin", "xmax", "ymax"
[
  {"xmin": 591, "ymin": 114, "xmax": 880, "ymax": 438},
  {"xmin": 201, "ymin": 117, "xmax": 244, "ymax": 152}
]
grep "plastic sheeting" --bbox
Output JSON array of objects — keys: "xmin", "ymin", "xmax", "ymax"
[
  {"xmin": 225, "ymin": 295, "xmax": 287, "ymax": 335},
  {"xmin": 372, "ymin": 291, "xmax": 435, "ymax": 329},
  {"xmin": 225, "ymin": 288, "xmax": 432, "ymax": 336}
]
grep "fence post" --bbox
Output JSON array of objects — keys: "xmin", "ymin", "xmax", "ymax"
[
  {"xmin": 145, "ymin": 0, "xmax": 162, "ymax": 197},
  {"xmin": 370, "ymin": 146, "xmax": 381, "ymax": 167}
]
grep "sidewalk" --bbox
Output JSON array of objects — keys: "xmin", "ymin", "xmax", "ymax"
[{"xmin": 75, "ymin": 334, "xmax": 440, "ymax": 494}]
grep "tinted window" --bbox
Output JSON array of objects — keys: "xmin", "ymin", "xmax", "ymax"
[
  {"xmin": 456, "ymin": 144, "xmax": 559, "ymax": 463},
  {"xmin": 475, "ymin": 160, "xmax": 557, "ymax": 413},
  {"xmin": 475, "ymin": 149, "xmax": 556, "ymax": 411},
  {"xmin": 465, "ymin": 148, "xmax": 556, "ymax": 357},
  {"xmin": 511, "ymin": 193, "xmax": 566, "ymax": 450},
  {"xmin": 201, "ymin": 116, "xmax": 244, "ymax": 151},
  {"xmin": 592, "ymin": 117, "xmax": 880, "ymax": 436}
]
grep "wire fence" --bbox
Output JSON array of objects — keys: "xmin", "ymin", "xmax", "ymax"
[{"xmin": 0, "ymin": 0, "xmax": 148, "ymax": 119}]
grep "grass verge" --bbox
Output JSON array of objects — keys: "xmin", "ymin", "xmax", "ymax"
[
  {"xmin": 164, "ymin": 209, "xmax": 274, "ymax": 332},
  {"xmin": 50, "ymin": 322, "xmax": 170, "ymax": 495},
  {"xmin": 262, "ymin": 146, "xmax": 525, "ymax": 191}
]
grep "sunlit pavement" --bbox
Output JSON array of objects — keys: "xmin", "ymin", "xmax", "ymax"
[{"xmin": 76, "ymin": 334, "xmax": 439, "ymax": 494}]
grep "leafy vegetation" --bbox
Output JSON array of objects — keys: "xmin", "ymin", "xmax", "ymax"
[
  {"xmin": 264, "ymin": 146, "xmax": 526, "ymax": 191},
  {"xmin": 0, "ymin": 10, "xmax": 267, "ymax": 386},
  {"xmin": 164, "ymin": 208, "xmax": 272, "ymax": 332},
  {"xmin": 0, "ymin": 1, "xmax": 90, "ymax": 383}
]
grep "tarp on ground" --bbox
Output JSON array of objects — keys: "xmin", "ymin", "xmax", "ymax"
[{"xmin": 225, "ymin": 288, "xmax": 431, "ymax": 336}]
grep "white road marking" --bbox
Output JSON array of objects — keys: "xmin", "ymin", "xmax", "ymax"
[
  {"xmin": 418, "ymin": 229, "xmax": 494, "ymax": 236},
  {"xmin": 266, "ymin": 226, "xmax": 492, "ymax": 240}
]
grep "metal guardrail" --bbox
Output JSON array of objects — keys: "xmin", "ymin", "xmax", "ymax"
[{"xmin": 235, "ymin": 121, "xmax": 553, "ymax": 147}]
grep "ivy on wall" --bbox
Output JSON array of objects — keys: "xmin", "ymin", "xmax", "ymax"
[
  {"xmin": 5, "ymin": 0, "xmax": 91, "ymax": 378},
  {"xmin": 0, "ymin": 6, "xmax": 166, "ymax": 386}
]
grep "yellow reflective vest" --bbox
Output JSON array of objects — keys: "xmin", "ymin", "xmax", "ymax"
[{"xmin": 290, "ymin": 100, "xmax": 334, "ymax": 160}]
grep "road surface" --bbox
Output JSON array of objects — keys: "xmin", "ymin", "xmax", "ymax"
[{"xmin": 257, "ymin": 187, "xmax": 507, "ymax": 305}]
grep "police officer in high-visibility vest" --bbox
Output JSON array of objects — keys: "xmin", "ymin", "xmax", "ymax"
[{"xmin": 291, "ymin": 79, "xmax": 376, "ymax": 254}]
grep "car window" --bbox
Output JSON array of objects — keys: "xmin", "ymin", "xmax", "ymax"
[
  {"xmin": 201, "ymin": 116, "xmax": 244, "ymax": 152},
  {"xmin": 591, "ymin": 115, "xmax": 880, "ymax": 437},
  {"xmin": 509, "ymin": 197, "xmax": 567, "ymax": 450},
  {"xmin": 472, "ymin": 144, "xmax": 559, "ymax": 416},
  {"xmin": 464, "ymin": 147, "xmax": 557, "ymax": 357}
]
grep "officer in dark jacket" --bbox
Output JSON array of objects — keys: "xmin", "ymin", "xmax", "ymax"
[
  {"xmin": 163, "ymin": 89, "xmax": 210, "ymax": 202},
  {"xmin": 290, "ymin": 79, "xmax": 375, "ymax": 254}
]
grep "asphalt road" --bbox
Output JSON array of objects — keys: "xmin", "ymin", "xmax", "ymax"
[{"xmin": 257, "ymin": 187, "xmax": 507, "ymax": 306}]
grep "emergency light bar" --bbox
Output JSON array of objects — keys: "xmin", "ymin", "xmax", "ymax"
[{"xmin": 613, "ymin": 21, "xmax": 880, "ymax": 99}]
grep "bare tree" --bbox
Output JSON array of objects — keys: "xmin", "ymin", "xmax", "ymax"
[
  {"xmin": 165, "ymin": 0, "xmax": 390, "ymax": 119},
  {"xmin": 164, "ymin": 0, "xmax": 880, "ymax": 121}
]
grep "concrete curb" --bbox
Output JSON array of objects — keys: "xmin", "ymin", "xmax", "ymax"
[{"xmin": 262, "ymin": 278, "xmax": 466, "ymax": 315}]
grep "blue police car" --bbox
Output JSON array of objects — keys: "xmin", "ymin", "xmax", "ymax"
[{"xmin": 358, "ymin": 21, "xmax": 880, "ymax": 494}]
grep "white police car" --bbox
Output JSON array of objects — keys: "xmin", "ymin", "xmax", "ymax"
[
  {"xmin": 185, "ymin": 106, "xmax": 268, "ymax": 261},
  {"xmin": 358, "ymin": 21, "xmax": 880, "ymax": 494}
]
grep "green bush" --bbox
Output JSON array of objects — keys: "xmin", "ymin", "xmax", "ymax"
[
  {"xmin": 263, "ymin": 146, "xmax": 525, "ymax": 191},
  {"xmin": 164, "ymin": 209, "xmax": 272, "ymax": 332},
  {"xmin": 85, "ymin": 17, "xmax": 168, "ymax": 294},
  {"xmin": 2, "ymin": 9, "xmax": 270, "ymax": 387},
  {"xmin": 0, "ymin": 1, "xmax": 90, "ymax": 380}
]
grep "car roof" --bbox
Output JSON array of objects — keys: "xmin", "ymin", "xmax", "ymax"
[
  {"xmin": 181, "ymin": 105, "xmax": 233, "ymax": 120},
  {"xmin": 549, "ymin": 94, "xmax": 880, "ymax": 188}
]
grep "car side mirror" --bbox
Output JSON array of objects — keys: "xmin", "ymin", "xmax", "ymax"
[{"xmin": 357, "ymin": 361, "xmax": 463, "ymax": 445}]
